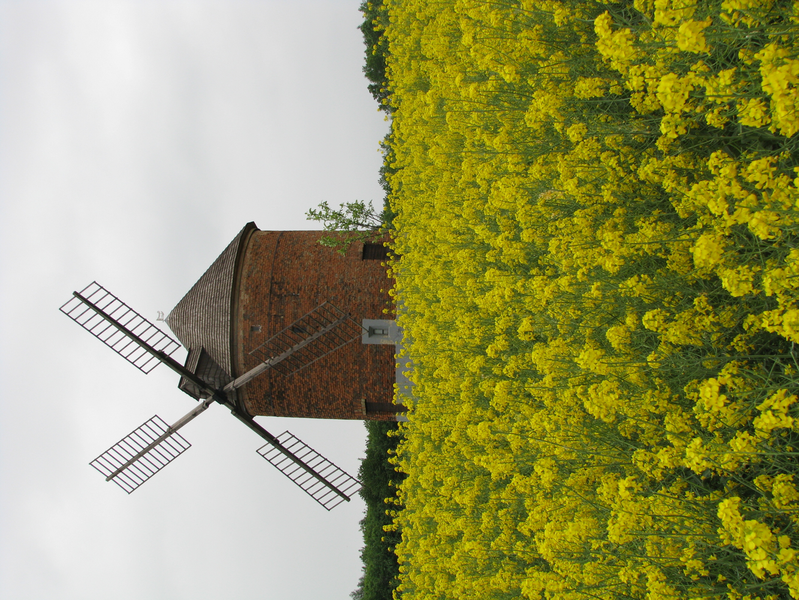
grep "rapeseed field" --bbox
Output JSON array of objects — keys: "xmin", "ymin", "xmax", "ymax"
[{"xmin": 381, "ymin": 0, "xmax": 799, "ymax": 597}]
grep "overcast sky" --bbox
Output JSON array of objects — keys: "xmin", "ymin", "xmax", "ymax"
[{"xmin": 0, "ymin": 2, "xmax": 390, "ymax": 598}]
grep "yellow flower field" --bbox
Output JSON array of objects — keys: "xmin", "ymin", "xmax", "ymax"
[{"xmin": 382, "ymin": 0, "xmax": 799, "ymax": 598}]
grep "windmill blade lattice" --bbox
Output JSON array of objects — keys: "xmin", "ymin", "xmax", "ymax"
[
  {"xmin": 90, "ymin": 415, "xmax": 191, "ymax": 494},
  {"xmin": 248, "ymin": 302, "xmax": 362, "ymax": 377},
  {"xmin": 257, "ymin": 431, "xmax": 362, "ymax": 510},
  {"xmin": 60, "ymin": 281, "xmax": 181, "ymax": 374}
]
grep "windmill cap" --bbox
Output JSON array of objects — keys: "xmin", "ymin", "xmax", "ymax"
[{"xmin": 166, "ymin": 222, "xmax": 258, "ymax": 378}]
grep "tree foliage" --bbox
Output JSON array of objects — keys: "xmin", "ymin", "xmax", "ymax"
[
  {"xmin": 307, "ymin": 1, "xmax": 398, "ymax": 255},
  {"xmin": 350, "ymin": 420, "xmax": 404, "ymax": 600},
  {"xmin": 305, "ymin": 200, "xmax": 385, "ymax": 254},
  {"xmin": 306, "ymin": 199, "xmax": 382, "ymax": 232},
  {"xmin": 358, "ymin": 0, "xmax": 391, "ymax": 113}
]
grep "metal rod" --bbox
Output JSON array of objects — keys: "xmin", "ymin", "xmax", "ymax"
[
  {"xmin": 229, "ymin": 411, "xmax": 351, "ymax": 503},
  {"xmin": 105, "ymin": 400, "xmax": 212, "ymax": 482}
]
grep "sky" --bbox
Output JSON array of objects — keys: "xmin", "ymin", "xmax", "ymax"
[{"xmin": 0, "ymin": 1, "xmax": 391, "ymax": 598}]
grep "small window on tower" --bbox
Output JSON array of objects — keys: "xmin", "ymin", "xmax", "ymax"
[{"xmin": 362, "ymin": 243, "xmax": 389, "ymax": 261}]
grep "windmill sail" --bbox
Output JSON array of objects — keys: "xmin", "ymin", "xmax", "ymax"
[
  {"xmin": 64, "ymin": 284, "xmax": 362, "ymax": 509},
  {"xmin": 257, "ymin": 431, "xmax": 362, "ymax": 510},
  {"xmin": 60, "ymin": 282, "xmax": 181, "ymax": 374},
  {"xmin": 247, "ymin": 302, "xmax": 363, "ymax": 378},
  {"xmin": 90, "ymin": 415, "xmax": 192, "ymax": 494},
  {"xmin": 229, "ymin": 412, "xmax": 362, "ymax": 510}
]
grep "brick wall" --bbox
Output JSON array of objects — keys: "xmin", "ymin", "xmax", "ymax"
[{"xmin": 234, "ymin": 230, "xmax": 397, "ymax": 420}]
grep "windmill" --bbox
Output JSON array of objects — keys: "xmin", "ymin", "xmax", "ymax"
[{"xmin": 60, "ymin": 281, "xmax": 363, "ymax": 510}]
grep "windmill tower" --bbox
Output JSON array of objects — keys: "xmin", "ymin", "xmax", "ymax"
[
  {"xmin": 167, "ymin": 222, "xmax": 405, "ymax": 420},
  {"xmin": 60, "ymin": 222, "xmax": 406, "ymax": 510}
]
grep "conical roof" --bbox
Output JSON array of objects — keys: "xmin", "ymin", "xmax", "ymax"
[{"xmin": 166, "ymin": 222, "xmax": 257, "ymax": 377}]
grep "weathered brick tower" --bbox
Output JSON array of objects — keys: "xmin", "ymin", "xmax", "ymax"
[{"xmin": 165, "ymin": 222, "xmax": 403, "ymax": 421}]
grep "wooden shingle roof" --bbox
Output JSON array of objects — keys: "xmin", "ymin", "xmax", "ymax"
[{"xmin": 166, "ymin": 222, "xmax": 257, "ymax": 379}]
